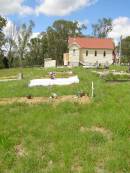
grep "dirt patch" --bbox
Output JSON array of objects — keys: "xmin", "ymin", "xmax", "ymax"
[
  {"xmin": 95, "ymin": 157, "xmax": 110, "ymax": 173},
  {"xmin": 71, "ymin": 163, "xmax": 83, "ymax": 173},
  {"xmin": 95, "ymin": 160, "xmax": 105, "ymax": 173},
  {"xmin": 0, "ymin": 78, "xmax": 19, "ymax": 82},
  {"xmin": 0, "ymin": 95, "xmax": 90, "ymax": 106},
  {"xmin": 0, "ymin": 97, "xmax": 48, "ymax": 105},
  {"xmin": 53, "ymin": 95, "xmax": 90, "ymax": 105},
  {"xmin": 80, "ymin": 126, "xmax": 112, "ymax": 141},
  {"xmin": 0, "ymin": 75, "xmax": 17, "ymax": 79},
  {"xmin": 71, "ymin": 155, "xmax": 83, "ymax": 173},
  {"xmin": 15, "ymin": 144, "xmax": 27, "ymax": 157}
]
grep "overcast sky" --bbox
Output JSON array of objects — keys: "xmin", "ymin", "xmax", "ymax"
[{"xmin": 0, "ymin": 0, "xmax": 130, "ymax": 44}]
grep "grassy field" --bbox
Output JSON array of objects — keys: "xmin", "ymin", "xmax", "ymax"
[{"xmin": 0, "ymin": 66, "xmax": 130, "ymax": 173}]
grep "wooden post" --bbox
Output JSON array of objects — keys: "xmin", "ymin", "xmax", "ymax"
[{"xmin": 91, "ymin": 81, "xmax": 94, "ymax": 98}]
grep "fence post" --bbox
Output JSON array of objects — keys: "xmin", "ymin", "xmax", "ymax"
[{"xmin": 91, "ymin": 81, "xmax": 94, "ymax": 98}]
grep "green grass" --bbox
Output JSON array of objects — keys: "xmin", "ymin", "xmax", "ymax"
[{"xmin": 0, "ymin": 66, "xmax": 130, "ymax": 172}]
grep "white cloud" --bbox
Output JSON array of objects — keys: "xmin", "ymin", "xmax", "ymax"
[
  {"xmin": 108, "ymin": 17, "xmax": 130, "ymax": 45},
  {"xmin": 36, "ymin": 0, "xmax": 97, "ymax": 16},
  {"xmin": 0, "ymin": 0, "xmax": 33, "ymax": 15},
  {"xmin": 0, "ymin": 0, "xmax": 97, "ymax": 16}
]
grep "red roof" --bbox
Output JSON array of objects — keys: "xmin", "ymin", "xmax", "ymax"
[{"xmin": 68, "ymin": 37, "xmax": 115, "ymax": 50}]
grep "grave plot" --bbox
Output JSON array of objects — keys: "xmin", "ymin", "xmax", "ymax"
[
  {"xmin": 0, "ymin": 73, "xmax": 23, "ymax": 82},
  {"xmin": 0, "ymin": 95, "xmax": 90, "ymax": 105},
  {"xmin": 93, "ymin": 70, "xmax": 130, "ymax": 82}
]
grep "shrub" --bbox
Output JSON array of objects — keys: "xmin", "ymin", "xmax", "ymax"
[
  {"xmin": 104, "ymin": 73, "xmax": 130, "ymax": 81},
  {"xmin": 120, "ymin": 56, "xmax": 130, "ymax": 64}
]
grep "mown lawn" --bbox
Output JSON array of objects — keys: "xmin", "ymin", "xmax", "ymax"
[{"xmin": 0, "ymin": 66, "xmax": 130, "ymax": 173}]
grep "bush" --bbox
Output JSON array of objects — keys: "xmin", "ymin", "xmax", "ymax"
[
  {"xmin": 120, "ymin": 56, "xmax": 130, "ymax": 64},
  {"xmin": 0, "ymin": 58, "xmax": 4, "ymax": 69},
  {"xmin": 104, "ymin": 73, "xmax": 130, "ymax": 81},
  {"xmin": 0, "ymin": 55, "xmax": 4, "ymax": 69}
]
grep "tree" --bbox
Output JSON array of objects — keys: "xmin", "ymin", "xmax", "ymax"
[
  {"xmin": 92, "ymin": 18, "xmax": 112, "ymax": 38},
  {"xmin": 0, "ymin": 16, "xmax": 6, "ymax": 51},
  {"xmin": 120, "ymin": 36, "xmax": 130, "ymax": 63},
  {"xmin": 40, "ymin": 32, "xmax": 48, "ymax": 60},
  {"xmin": 26, "ymin": 32, "xmax": 48, "ymax": 66},
  {"xmin": 17, "ymin": 20, "xmax": 34, "ymax": 67},
  {"xmin": 27, "ymin": 37, "xmax": 42, "ymax": 66},
  {"xmin": 0, "ymin": 16, "xmax": 6, "ymax": 68},
  {"xmin": 52, "ymin": 20, "xmax": 87, "ymax": 39},
  {"xmin": 46, "ymin": 20, "xmax": 87, "ymax": 65},
  {"xmin": 4, "ymin": 22, "xmax": 18, "ymax": 67},
  {"xmin": 0, "ymin": 19, "xmax": 88, "ymax": 67}
]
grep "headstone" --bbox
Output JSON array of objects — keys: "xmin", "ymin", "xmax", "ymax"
[
  {"xmin": 17, "ymin": 73, "xmax": 23, "ymax": 80},
  {"xmin": 44, "ymin": 59, "xmax": 56, "ymax": 68}
]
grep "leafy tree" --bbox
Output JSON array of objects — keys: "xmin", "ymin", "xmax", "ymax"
[
  {"xmin": 52, "ymin": 20, "xmax": 86, "ymax": 39},
  {"xmin": 17, "ymin": 20, "xmax": 34, "ymax": 67},
  {"xmin": 27, "ymin": 37, "xmax": 41, "ymax": 65},
  {"xmin": 46, "ymin": 20, "xmax": 87, "ymax": 65},
  {"xmin": 40, "ymin": 32, "xmax": 48, "ymax": 59},
  {"xmin": 92, "ymin": 18, "xmax": 112, "ymax": 38},
  {"xmin": 120, "ymin": 36, "xmax": 130, "ymax": 63},
  {"xmin": 0, "ymin": 16, "xmax": 6, "ymax": 68},
  {"xmin": 46, "ymin": 27, "xmax": 59, "ymax": 63},
  {"xmin": 0, "ymin": 16, "xmax": 6, "ymax": 51},
  {"xmin": 27, "ymin": 32, "xmax": 48, "ymax": 66},
  {"xmin": 4, "ymin": 22, "xmax": 18, "ymax": 67},
  {"xmin": 27, "ymin": 37, "xmax": 42, "ymax": 66},
  {"xmin": 0, "ymin": 19, "xmax": 87, "ymax": 67}
]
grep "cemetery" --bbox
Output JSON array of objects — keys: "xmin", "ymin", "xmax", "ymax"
[
  {"xmin": 0, "ymin": 0, "xmax": 130, "ymax": 170},
  {"xmin": 0, "ymin": 65, "xmax": 130, "ymax": 172}
]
